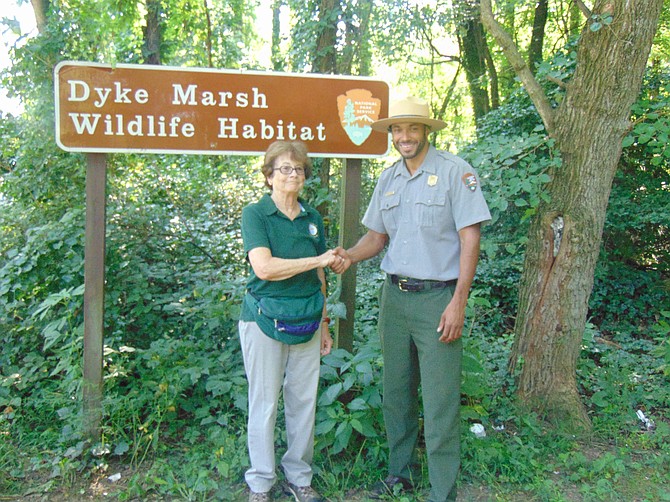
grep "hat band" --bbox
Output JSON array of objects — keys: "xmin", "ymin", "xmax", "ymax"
[{"xmin": 389, "ymin": 114, "xmax": 428, "ymax": 119}]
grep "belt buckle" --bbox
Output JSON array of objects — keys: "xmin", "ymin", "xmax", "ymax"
[{"xmin": 398, "ymin": 278, "xmax": 421, "ymax": 292}]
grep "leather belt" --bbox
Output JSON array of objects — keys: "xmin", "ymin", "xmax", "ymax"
[{"xmin": 389, "ymin": 274, "xmax": 457, "ymax": 292}]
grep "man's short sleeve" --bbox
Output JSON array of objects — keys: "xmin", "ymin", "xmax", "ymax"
[{"xmin": 447, "ymin": 156, "xmax": 491, "ymax": 231}]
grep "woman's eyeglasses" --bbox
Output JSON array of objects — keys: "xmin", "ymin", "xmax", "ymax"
[{"xmin": 274, "ymin": 165, "xmax": 305, "ymax": 175}]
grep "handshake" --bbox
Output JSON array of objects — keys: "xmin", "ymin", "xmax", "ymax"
[{"xmin": 319, "ymin": 247, "xmax": 352, "ymax": 274}]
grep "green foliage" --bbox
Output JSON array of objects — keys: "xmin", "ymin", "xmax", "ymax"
[
  {"xmin": 651, "ymin": 1, "xmax": 670, "ymax": 62},
  {"xmin": 1, "ymin": 0, "xmax": 669, "ymax": 499},
  {"xmin": 459, "ymin": 127, "xmax": 558, "ymax": 333},
  {"xmin": 589, "ymin": 12, "xmax": 614, "ymax": 33},
  {"xmin": 652, "ymin": 311, "xmax": 670, "ymax": 376},
  {"xmin": 316, "ymin": 347, "xmax": 385, "ymax": 456},
  {"xmin": 587, "ymin": 66, "xmax": 670, "ymax": 341},
  {"xmin": 103, "ymin": 154, "xmax": 254, "ymax": 349},
  {"xmin": 371, "ymin": 0, "xmax": 455, "ymax": 66},
  {"xmin": 613, "ymin": 68, "xmax": 670, "ymax": 273},
  {"xmin": 0, "ymin": 209, "xmax": 86, "ymax": 421},
  {"xmin": 579, "ymin": 322, "xmax": 670, "ymax": 431}
]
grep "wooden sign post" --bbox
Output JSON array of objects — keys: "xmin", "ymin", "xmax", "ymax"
[{"xmin": 82, "ymin": 153, "xmax": 106, "ymax": 440}]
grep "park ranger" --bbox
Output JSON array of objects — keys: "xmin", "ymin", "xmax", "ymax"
[{"xmin": 333, "ymin": 96, "xmax": 491, "ymax": 502}]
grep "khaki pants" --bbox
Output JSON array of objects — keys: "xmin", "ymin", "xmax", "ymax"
[
  {"xmin": 379, "ymin": 276, "xmax": 462, "ymax": 502},
  {"xmin": 239, "ymin": 320, "xmax": 321, "ymax": 493}
]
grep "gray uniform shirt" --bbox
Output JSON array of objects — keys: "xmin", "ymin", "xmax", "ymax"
[{"xmin": 362, "ymin": 145, "xmax": 491, "ymax": 281}]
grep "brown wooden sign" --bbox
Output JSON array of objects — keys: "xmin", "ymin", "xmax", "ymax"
[{"xmin": 54, "ymin": 62, "xmax": 390, "ymax": 157}]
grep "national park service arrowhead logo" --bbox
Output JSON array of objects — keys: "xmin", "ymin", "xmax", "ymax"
[
  {"xmin": 337, "ymin": 89, "xmax": 382, "ymax": 146},
  {"xmin": 462, "ymin": 172, "xmax": 478, "ymax": 192}
]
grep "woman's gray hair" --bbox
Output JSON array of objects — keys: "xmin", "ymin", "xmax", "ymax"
[{"xmin": 261, "ymin": 141, "xmax": 313, "ymax": 189}]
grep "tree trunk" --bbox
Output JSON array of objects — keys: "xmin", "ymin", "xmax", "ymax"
[
  {"xmin": 312, "ymin": 0, "xmax": 340, "ymax": 217},
  {"xmin": 458, "ymin": 16, "xmax": 490, "ymax": 123},
  {"xmin": 528, "ymin": 0, "xmax": 548, "ymax": 73},
  {"xmin": 483, "ymin": 41, "xmax": 499, "ymax": 109},
  {"xmin": 30, "ymin": 0, "xmax": 49, "ymax": 34},
  {"xmin": 508, "ymin": 0, "xmax": 663, "ymax": 430},
  {"xmin": 341, "ymin": 0, "xmax": 373, "ymax": 75},
  {"xmin": 143, "ymin": 0, "xmax": 162, "ymax": 65},
  {"xmin": 271, "ymin": 0, "xmax": 284, "ymax": 71},
  {"xmin": 203, "ymin": 0, "xmax": 213, "ymax": 67},
  {"xmin": 313, "ymin": 0, "xmax": 338, "ymax": 74},
  {"xmin": 569, "ymin": 2, "xmax": 582, "ymax": 37}
]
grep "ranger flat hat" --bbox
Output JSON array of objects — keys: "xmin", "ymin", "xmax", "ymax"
[{"xmin": 371, "ymin": 96, "xmax": 448, "ymax": 132}]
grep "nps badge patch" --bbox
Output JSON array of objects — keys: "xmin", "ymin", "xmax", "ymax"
[{"xmin": 462, "ymin": 172, "xmax": 478, "ymax": 192}]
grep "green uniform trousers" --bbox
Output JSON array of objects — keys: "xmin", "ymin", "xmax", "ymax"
[{"xmin": 379, "ymin": 275, "xmax": 462, "ymax": 502}]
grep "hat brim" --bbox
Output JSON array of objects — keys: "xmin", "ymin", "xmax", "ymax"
[{"xmin": 371, "ymin": 115, "xmax": 448, "ymax": 133}]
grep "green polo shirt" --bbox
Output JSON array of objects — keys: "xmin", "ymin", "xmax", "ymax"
[{"xmin": 240, "ymin": 193, "xmax": 326, "ymax": 321}]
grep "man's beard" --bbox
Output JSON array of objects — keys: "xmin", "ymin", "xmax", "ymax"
[{"xmin": 394, "ymin": 136, "xmax": 427, "ymax": 159}]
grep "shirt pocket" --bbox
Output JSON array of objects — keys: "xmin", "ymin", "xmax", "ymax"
[
  {"xmin": 416, "ymin": 192, "xmax": 446, "ymax": 227},
  {"xmin": 380, "ymin": 193, "xmax": 401, "ymax": 234}
]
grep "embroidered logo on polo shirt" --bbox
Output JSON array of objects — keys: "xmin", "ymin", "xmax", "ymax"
[
  {"xmin": 308, "ymin": 223, "xmax": 318, "ymax": 236},
  {"xmin": 462, "ymin": 173, "xmax": 478, "ymax": 192}
]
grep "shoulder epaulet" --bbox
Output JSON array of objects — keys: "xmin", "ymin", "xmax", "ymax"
[
  {"xmin": 380, "ymin": 158, "xmax": 402, "ymax": 174},
  {"xmin": 435, "ymin": 149, "xmax": 460, "ymax": 163},
  {"xmin": 435, "ymin": 150, "xmax": 472, "ymax": 171}
]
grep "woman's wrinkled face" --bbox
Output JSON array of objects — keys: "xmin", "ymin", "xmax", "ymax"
[{"xmin": 267, "ymin": 153, "xmax": 306, "ymax": 194}]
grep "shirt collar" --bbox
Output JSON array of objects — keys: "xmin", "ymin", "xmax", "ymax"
[
  {"xmin": 392, "ymin": 145, "xmax": 438, "ymax": 178},
  {"xmin": 259, "ymin": 193, "xmax": 306, "ymax": 217}
]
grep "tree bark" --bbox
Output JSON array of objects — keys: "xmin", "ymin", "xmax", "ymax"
[
  {"xmin": 341, "ymin": 0, "xmax": 373, "ymax": 75},
  {"xmin": 483, "ymin": 0, "xmax": 664, "ymax": 430},
  {"xmin": 203, "ymin": 0, "xmax": 213, "ymax": 67},
  {"xmin": 528, "ymin": 0, "xmax": 548, "ymax": 73},
  {"xmin": 271, "ymin": 0, "xmax": 284, "ymax": 71},
  {"xmin": 30, "ymin": 0, "xmax": 49, "ymax": 34},
  {"xmin": 312, "ymin": 0, "xmax": 340, "ymax": 217},
  {"xmin": 143, "ymin": 0, "xmax": 162, "ymax": 65},
  {"xmin": 313, "ymin": 0, "xmax": 338, "ymax": 74},
  {"xmin": 457, "ymin": 9, "xmax": 491, "ymax": 123},
  {"xmin": 483, "ymin": 40, "xmax": 499, "ymax": 109}
]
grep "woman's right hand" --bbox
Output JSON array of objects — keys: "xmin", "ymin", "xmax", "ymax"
[
  {"xmin": 319, "ymin": 249, "xmax": 350, "ymax": 274},
  {"xmin": 317, "ymin": 249, "xmax": 338, "ymax": 268},
  {"xmin": 330, "ymin": 247, "xmax": 351, "ymax": 274}
]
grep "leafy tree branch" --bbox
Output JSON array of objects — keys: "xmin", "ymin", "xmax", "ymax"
[{"xmin": 480, "ymin": 0, "xmax": 555, "ymax": 133}]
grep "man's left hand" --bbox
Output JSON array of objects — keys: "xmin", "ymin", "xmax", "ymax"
[{"xmin": 437, "ymin": 300, "xmax": 465, "ymax": 343}]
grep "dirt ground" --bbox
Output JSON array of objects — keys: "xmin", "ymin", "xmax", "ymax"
[
  {"xmin": 0, "ymin": 454, "xmax": 652, "ymax": 502},
  {"xmin": 0, "ymin": 472, "xmax": 566, "ymax": 502}
]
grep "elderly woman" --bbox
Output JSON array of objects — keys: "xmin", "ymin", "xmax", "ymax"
[{"xmin": 239, "ymin": 140, "xmax": 338, "ymax": 502}]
